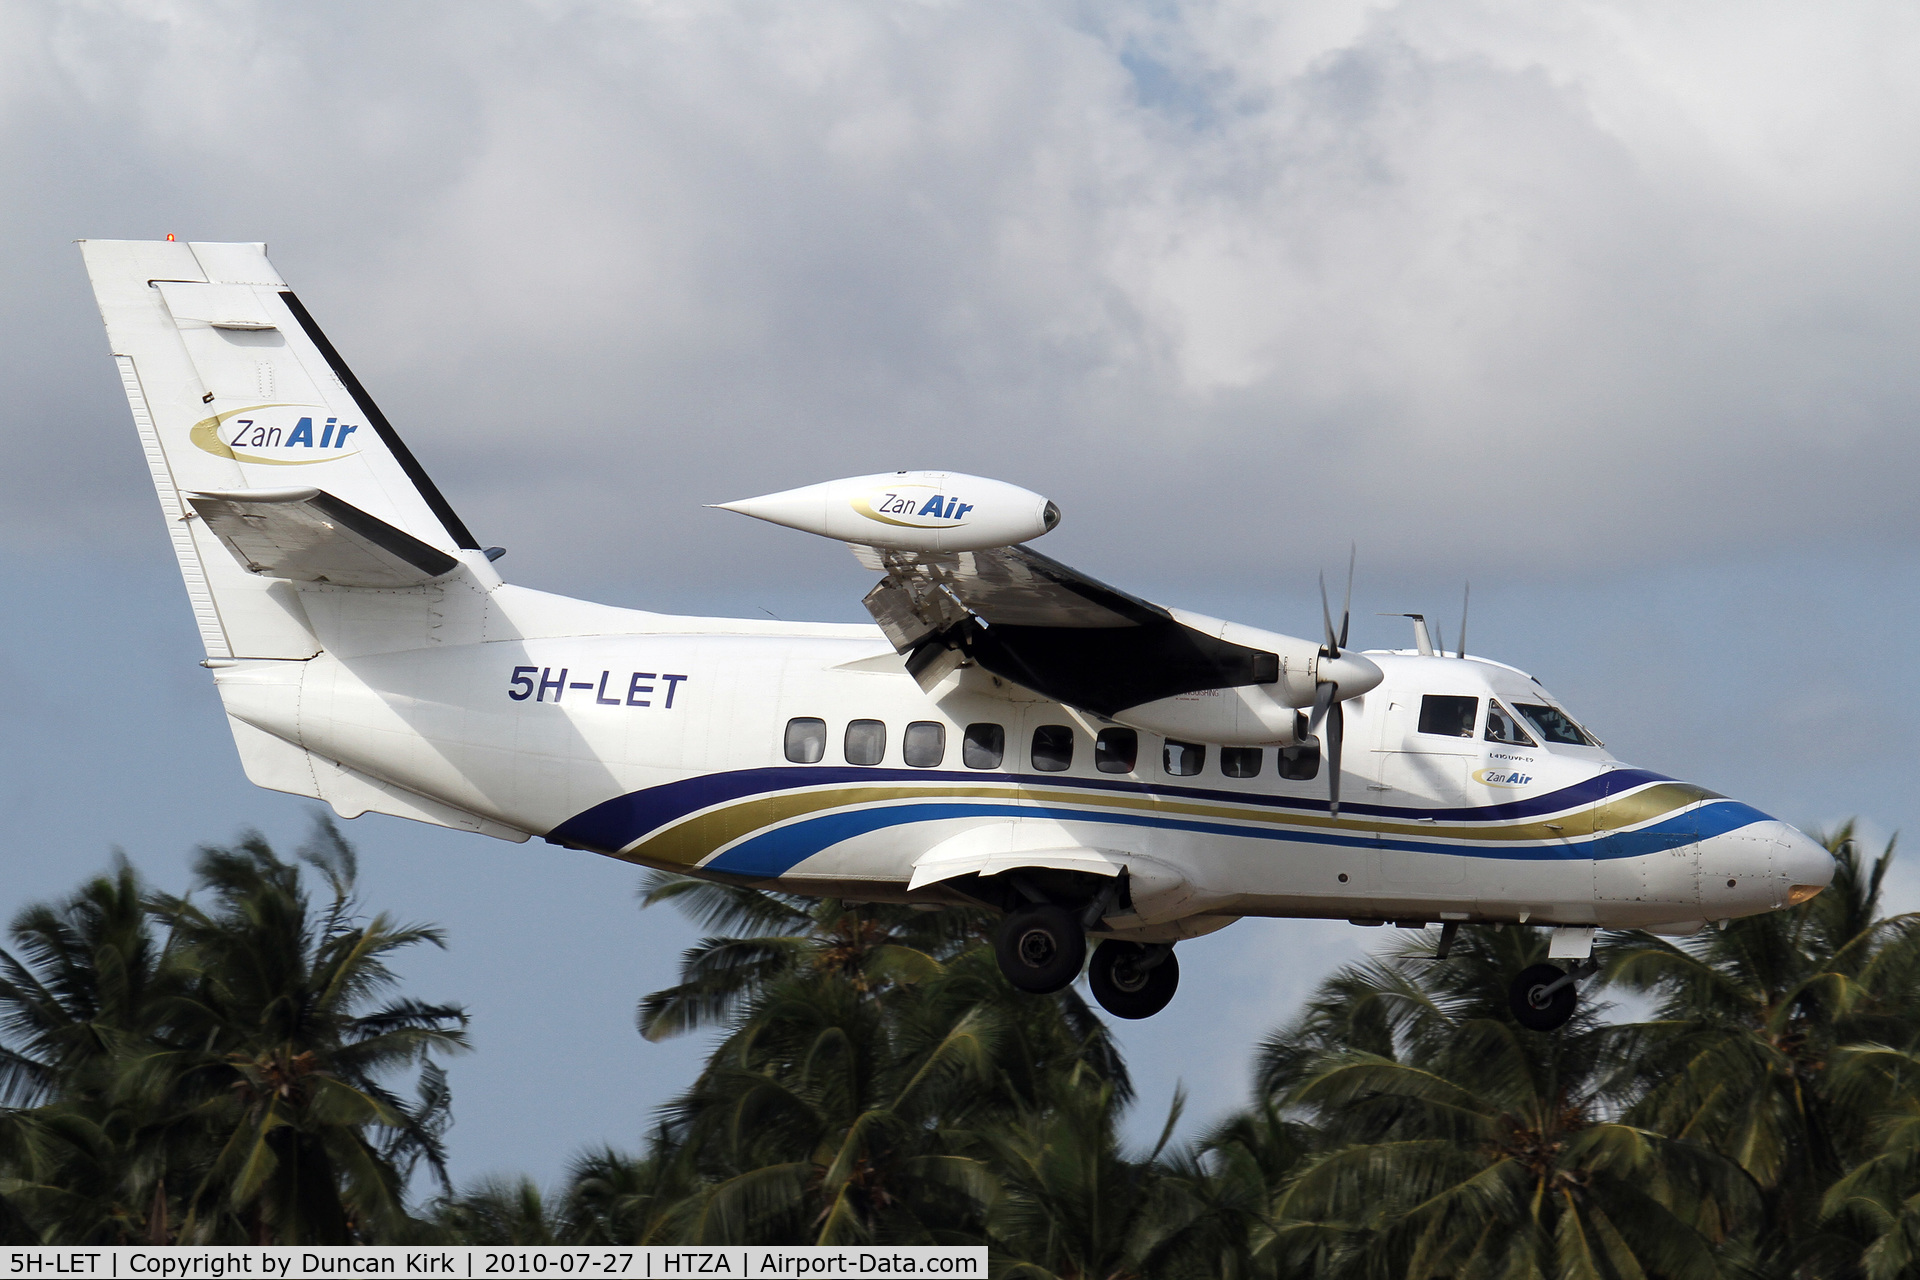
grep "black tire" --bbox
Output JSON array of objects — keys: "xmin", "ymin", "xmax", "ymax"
[
  {"xmin": 1509, "ymin": 962, "xmax": 1578, "ymax": 1031},
  {"xmin": 995, "ymin": 904, "xmax": 1087, "ymax": 994},
  {"xmin": 1089, "ymin": 941, "xmax": 1179, "ymax": 1019}
]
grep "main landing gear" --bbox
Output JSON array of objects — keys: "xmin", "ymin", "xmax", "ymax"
[
  {"xmin": 1088, "ymin": 940, "xmax": 1179, "ymax": 1019},
  {"xmin": 1507, "ymin": 960, "xmax": 1596, "ymax": 1031},
  {"xmin": 995, "ymin": 904, "xmax": 1087, "ymax": 994},
  {"xmin": 991, "ymin": 902, "xmax": 1180, "ymax": 1019}
]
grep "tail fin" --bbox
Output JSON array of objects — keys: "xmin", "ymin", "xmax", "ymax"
[{"xmin": 79, "ymin": 239, "xmax": 476, "ymax": 659}]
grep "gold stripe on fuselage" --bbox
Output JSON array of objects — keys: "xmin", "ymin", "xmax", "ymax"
[{"xmin": 615, "ymin": 776, "xmax": 1721, "ymax": 868}]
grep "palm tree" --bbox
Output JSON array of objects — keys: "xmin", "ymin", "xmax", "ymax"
[
  {"xmin": 1, "ymin": 824, "xmax": 467, "ymax": 1244},
  {"xmin": 429, "ymin": 1176, "xmax": 559, "ymax": 1244},
  {"xmin": 557, "ymin": 1138, "xmax": 700, "ymax": 1244},
  {"xmin": 1248, "ymin": 926, "xmax": 1758, "ymax": 1278},
  {"xmin": 0, "ymin": 859, "xmax": 173, "ymax": 1107},
  {"xmin": 1169, "ymin": 1099, "xmax": 1321, "ymax": 1280},
  {"xmin": 987, "ymin": 1079, "xmax": 1214, "ymax": 1280},
  {"xmin": 1609, "ymin": 823, "xmax": 1920, "ymax": 1275},
  {"xmin": 635, "ymin": 872, "xmax": 1129, "ymax": 1101},
  {"xmin": 0, "ymin": 859, "xmax": 189, "ymax": 1242},
  {"xmin": 1817, "ymin": 1038, "xmax": 1920, "ymax": 1279},
  {"xmin": 635, "ymin": 873, "xmax": 986, "ymax": 1040},
  {"xmin": 661, "ymin": 963, "xmax": 1000, "ymax": 1245},
  {"xmin": 151, "ymin": 821, "xmax": 470, "ymax": 1242},
  {"xmin": 633, "ymin": 875, "xmax": 1151, "ymax": 1251}
]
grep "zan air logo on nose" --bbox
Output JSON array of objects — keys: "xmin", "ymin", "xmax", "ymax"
[
  {"xmin": 852, "ymin": 484, "xmax": 975, "ymax": 529},
  {"xmin": 189, "ymin": 405, "xmax": 363, "ymax": 465},
  {"xmin": 1474, "ymin": 767, "xmax": 1534, "ymax": 788}
]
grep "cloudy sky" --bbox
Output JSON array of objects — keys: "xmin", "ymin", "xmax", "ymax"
[{"xmin": 6, "ymin": 0, "xmax": 1920, "ymax": 1186}]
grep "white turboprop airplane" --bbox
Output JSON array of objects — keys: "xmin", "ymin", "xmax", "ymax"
[{"xmin": 81, "ymin": 239, "xmax": 1834, "ymax": 1030}]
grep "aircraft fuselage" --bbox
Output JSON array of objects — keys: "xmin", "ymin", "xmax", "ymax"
[{"xmin": 210, "ymin": 586, "xmax": 1829, "ymax": 945}]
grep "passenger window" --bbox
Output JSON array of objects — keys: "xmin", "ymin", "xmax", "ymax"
[
  {"xmin": 903, "ymin": 721, "xmax": 945, "ymax": 768},
  {"xmin": 1221, "ymin": 746, "xmax": 1263, "ymax": 778},
  {"xmin": 1484, "ymin": 701, "xmax": 1537, "ymax": 746},
  {"xmin": 784, "ymin": 717, "xmax": 826, "ymax": 764},
  {"xmin": 1164, "ymin": 740, "xmax": 1205, "ymax": 777},
  {"xmin": 963, "ymin": 723, "xmax": 1005, "ymax": 769},
  {"xmin": 844, "ymin": 719, "xmax": 886, "ymax": 766},
  {"xmin": 1095, "ymin": 728, "xmax": 1138, "ymax": 774},
  {"xmin": 1514, "ymin": 702, "xmax": 1599, "ymax": 747},
  {"xmin": 1031, "ymin": 724, "xmax": 1074, "ymax": 772},
  {"xmin": 1417, "ymin": 695, "xmax": 1478, "ymax": 738},
  {"xmin": 1278, "ymin": 742, "xmax": 1320, "ymax": 781}
]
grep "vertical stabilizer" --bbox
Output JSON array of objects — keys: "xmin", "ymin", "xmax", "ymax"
[{"xmin": 79, "ymin": 239, "xmax": 476, "ymax": 659}]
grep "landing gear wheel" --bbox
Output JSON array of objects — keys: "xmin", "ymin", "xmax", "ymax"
[
  {"xmin": 995, "ymin": 904, "xmax": 1087, "ymax": 994},
  {"xmin": 1089, "ymin": 941, "xmax": 1179, "ymax": 1019},
  {"xmin": 1509, "ymin": 963, "xmax": 1578, "ymax": 1031}
]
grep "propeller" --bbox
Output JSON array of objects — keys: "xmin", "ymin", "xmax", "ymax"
[{"xmin": 1312, "ymin": 548, "xmax": 1358, "ymax": 817}]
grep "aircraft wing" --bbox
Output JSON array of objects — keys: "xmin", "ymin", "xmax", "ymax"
[{"xmin": 856, "ymin": 543, "xmax": 1279, "ymax": 716}]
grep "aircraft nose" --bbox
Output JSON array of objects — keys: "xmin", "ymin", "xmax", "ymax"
[{"xmin": 1776, "ymin": 822, "xmax": 1836, "ymax": 905}]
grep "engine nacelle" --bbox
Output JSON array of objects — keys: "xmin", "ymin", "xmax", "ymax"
[
  {"xmin": 714, "ymin": 470, "xmax": 1058, "ymax": 553},
  {"xmin": 1114, "ymin": 612, "xmax": 1384, "ymax": 743},
  {"xmin": 1114, "ymin": 685, "xmax": 1308, "ymax": 746}
]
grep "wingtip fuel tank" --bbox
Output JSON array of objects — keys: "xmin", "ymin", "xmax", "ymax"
[{"xmin": 714, "ymin": 470, "xmax": 1058, "ymax": 553}]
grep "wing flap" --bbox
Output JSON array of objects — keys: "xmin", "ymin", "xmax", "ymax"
[
  {"xmin": 862, "ymin": 543, "xmax": 1278, "ymax": 715},
  {"xmin": 187, "ymin": 487, "xmax": 460, "ymax": 588}
]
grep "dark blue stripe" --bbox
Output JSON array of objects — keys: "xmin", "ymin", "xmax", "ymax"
[
  {"xmin": 545, "ymin": 764, "xmax": 1683, "ymax": 854},
  {"xmin": 701, "ymin": 797, "xmax": 1774, "ymax": 879}
]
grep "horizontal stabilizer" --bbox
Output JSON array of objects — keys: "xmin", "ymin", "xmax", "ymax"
[{"xmin": 187, "ymin": 487, "xmax": 459, "ymax": 588}]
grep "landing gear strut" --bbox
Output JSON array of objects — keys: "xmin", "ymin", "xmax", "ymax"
[
  {"xmin": 994, "ymin": 904, "xmax": 1086, "ymax": 994},
  {"xmin": 1508, "ymin": 960, "xmax": 1593, "ymax": 1031},
  {"xmin": 1089, "ymin": 940, "xmax": 1179, "ymax": 1019}
]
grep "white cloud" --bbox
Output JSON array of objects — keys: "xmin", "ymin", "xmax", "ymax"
[{"xmin": 9, "ymin": 0, "xmax": 1920, "ymax": 590}]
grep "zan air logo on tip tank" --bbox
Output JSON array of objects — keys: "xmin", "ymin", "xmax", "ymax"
[
  {"xmin": 190, "ymin": 404, "xmax": 363, "ymax": 465},
  {"xmin": 853, "ymin": 484, "xmax": 975, "ymax": 529}
]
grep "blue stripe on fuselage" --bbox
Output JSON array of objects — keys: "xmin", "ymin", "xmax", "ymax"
[
  {"xmin": 546, "ymin": 764, "xmax": 1682, "ymax": 855},
  {"xmin": 700, "ymin": 796, "xmax": 1773, "ymax": 880}
]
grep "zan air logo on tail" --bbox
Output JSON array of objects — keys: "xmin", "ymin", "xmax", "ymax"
[
  {"xmin": 853, "ymin": 484, "xmax": 975, "ymax": 529},
  {"xmin": 190, "ymin": 405, "xmax": 363, "ymax": 465}
]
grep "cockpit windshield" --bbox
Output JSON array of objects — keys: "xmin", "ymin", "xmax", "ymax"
[
  {"xmin": 1513, "ymin": 702, "xmax": 1600, "ymax": 747},
  {"xmin": 1484, "ymin": 701, "xmax": 1537, "ymax": 746}
]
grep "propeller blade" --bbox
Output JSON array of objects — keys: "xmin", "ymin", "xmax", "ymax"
[
  {"xmin": 1319, "ymin": 572, "xmax": 1339, "ymax": 656},
  {"xmin": 1339, "ymin": 545, "xmax": 1354, "ymax": 650},
  {"xmin": 1456, "ymin": 582, "xmax": 1469, "ymax": 660},
  {"xmin": 1307, "ymin": 679, "xmax": 1336, "ymax": 738},
  {"xmin": 1327, "ymin": 698, "xmax": 1344, "ymax": 817}
]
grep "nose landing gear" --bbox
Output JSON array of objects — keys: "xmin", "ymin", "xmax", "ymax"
[{"xmin": 1507, "ymin": 960, "xmax": 1595, "ymax": 1031}]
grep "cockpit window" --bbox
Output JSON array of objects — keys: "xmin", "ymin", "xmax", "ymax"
[
  {"xmin": 1418, "ymin": 695, "xmax": 1478, "ymax": 738},
  {"xmin": 1514, "ymin": 702, "xmax": 1598, "ymax": 747},
  {"xmin": 1484, "ymin": 701, "xmax": 1537, "ymax": 747}
]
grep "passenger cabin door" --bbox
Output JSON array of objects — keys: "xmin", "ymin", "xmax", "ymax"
[
  {"xmin": 1370, "ymin": 693, "xmax": 1478, "ymax": 891},
  {"xmin": 1374, "ymin": 693, "xmax": 1478, "ymax": 812}
]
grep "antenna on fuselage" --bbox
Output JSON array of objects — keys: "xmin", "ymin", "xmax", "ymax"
[
  {"xmin": 1380, "ymin": 612, "xmax": 1436, "ymax": 656},
  {"xmin": 1456, "ymin": 583, "xmax": 1469, "ymax": 659}
]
